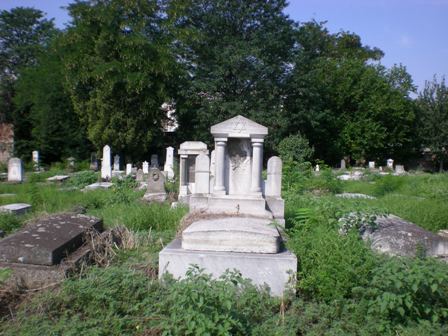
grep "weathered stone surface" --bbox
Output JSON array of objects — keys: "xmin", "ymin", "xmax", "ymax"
[
  {"xmin": 0, "ymin": 203, "xmax": 31, "ymax": 215},
  {"xmin": 362, "ymin": 215, "xmax": 448, "ymax": 258},
  {"xmin": 136, "ymin": 169, "xmax": 144, "ymax": 182},
  {"xmin": 47, "ymin": 175, "xmax": 70, "ymax": 182},
  {"xmin": 211, "ymin": 115, "xmax": 268, "ymax": 138},
  {"xmin": 150, "ymin": 154, "xmax": 159, "ymax": 168},
  {"xmin": 194, "ymin": 154, "xmax": 210, "ymax": 194},
  {"xmin": 82, "ymin": 182, "xmax": 113, "ymax": 191},
  {"xmin": 182, "ymin": 217, "xmax": 281, "ymax": 253},
  {"xmin": 0, "ymin": 213, "xmax": 102, "ymax": 265},
  {"xmin": 143, "ymin": 168, "xmax": 166, "ymax": 202},
  {"xmin": 7, "ymin": 157, "xmax": 23, "ymax": 182},
  {"xmin": 160, "ymin": 239, "xmax": 296, "ymax": 296},
  {"xmin": 336, "ymin": 193, "xmax": 376, "ymax": 200}
]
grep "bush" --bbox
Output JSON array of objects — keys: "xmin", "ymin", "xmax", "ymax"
[
  {"xmin": 373, "ymin": 175, "xmax": 404, "ymax": 196},
  {"xmin": 67, "ymin": 170, "xmax": 98, "ymax": 188},
  {"xmin": 277, "ymin": 133, "xmax": 314, "ymax": 163},
  {"xmin": 0, "ymin": 214, "xmax": 23, "ymax": 234}
]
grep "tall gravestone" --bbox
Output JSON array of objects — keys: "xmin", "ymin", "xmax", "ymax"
[
  {"xmin": 340, "ymin": 159, "xmax": 346, "ymax": 170},
  {"xmin": 142, "ymin": 161, "xmax": 149, "ymax": 174},
  {"xmin": 126, "ymin": 163, "xmax": 132, "ymax": 176},
  {"xmin": 101, "ymin": 145, "xmax": 112, "ymax": 180},
  {"xmin": 151, "ymin": 154, "xmax": 159, "ymax": 168},
  {"xmin": 32, "ymin": 151, "xmax": 39, "ymax": 171},
  {"xmin": 113, "ymin": 155, "xmax": 120, "ymax": 171},
  {"xmin": 8, "ymin": 158, "xmax": 24, "ymax": 182},
  {"xmin": 164, "ymin": 146, "xmax": 175, "ymax": 180},
  {"xmin": 387, "ymin": 158, "xmax": 394, "ymax": 169}
]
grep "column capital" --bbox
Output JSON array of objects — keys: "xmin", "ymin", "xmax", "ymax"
[
  {"xmin": 214, "ymin": 137, "xmax": 228, "ymax": 143},
  {"xmin": 180, "ymin": 154, "xmax": 188, "ymax": 159},
  {"xmin": 251, "ymin": 137, "xmax": 264, "ymax": 144}
]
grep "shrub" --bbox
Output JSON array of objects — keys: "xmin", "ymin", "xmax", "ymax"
[
  {"xmin": 373, "ymin": 175, "xmax": 404, "ymax": 196},
  {"xmin": 67, "ymin": 171, "xmax": 98, "ymax": 188},
  {"xmin": 0, "ymin": 214, "xmax": 22, "ymax": 234},
  {"xmin": 277, "ymin": 133, "xmax": 314, "ymax": 163}
]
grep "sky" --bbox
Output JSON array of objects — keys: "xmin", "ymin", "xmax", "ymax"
[{"xmin": 0, "ymin": 0, "xmax": 447, "ymax": 93}]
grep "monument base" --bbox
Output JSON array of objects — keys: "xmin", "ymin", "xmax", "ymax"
[
  {"xmin": 142, "ymin": 192, "xmax": 167, "ymax": 203},
  {"xmin": 159, "ymin": 239, "xmax": 297, "ymax": 296}
]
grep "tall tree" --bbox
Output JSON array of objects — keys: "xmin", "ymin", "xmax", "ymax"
[
  {"xmin": 14, "ymin": 35, "xmax": 92, "ymax": 163},
  {"xmin": 416, "ymin": 76, "xmax": 448, "ymax": 171},
  {"xmin": 63, "ymin": 0, "xmax": 179, "ymax": 159},
  {"xmin": 171, "ymin": 0, "xmax": 295, "ymax": 149},
  {"xmin": 0, "ymin": 7, "xmax": 55, "ymax": 123}
]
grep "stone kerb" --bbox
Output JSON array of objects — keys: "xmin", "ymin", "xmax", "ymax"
[
  {"xmin": 265, "ymin": 156, "xmax": 282, "ymax": 197},
  {"xmin": 194, "ymin": 154, "xmax": 210, "ymax": 194}
]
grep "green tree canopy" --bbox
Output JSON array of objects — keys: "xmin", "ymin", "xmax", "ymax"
[
  {"xmin": 416, "ymin": 76, "xmax": 448, "ymax": 171},
  {"xmin": 62, "ymin": 0, "xmax": 179, "ymax": 159}
]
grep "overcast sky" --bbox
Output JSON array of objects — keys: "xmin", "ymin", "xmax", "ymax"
[{"xmin": 1, "ymin": 0, "xmax": 447, "ymax": 92}]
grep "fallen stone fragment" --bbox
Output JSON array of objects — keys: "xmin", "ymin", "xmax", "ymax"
[
  {"xmin": 47, "ymin": 175, "xmax": 70, "ymax": 182},
  {"xmin": 82, "ymin": 182, "xmax": 113, "ymax": 191}
]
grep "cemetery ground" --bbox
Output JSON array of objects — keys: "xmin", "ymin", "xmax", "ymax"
[{"xmin": 0, "ymin": 167, "xmax": 447, "ymax": 335}]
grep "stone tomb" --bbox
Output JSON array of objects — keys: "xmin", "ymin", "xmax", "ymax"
[
  {"xmin": 160, "ymin": 116, "xmax": 296, "ymax": 296},
  {"xmin": 178, "ymin": 141, "xmax": 209, "ymax": 202},
  {"xmin": 0, "ymin": 213, "xmax": 102, "ymax": 266},
  {"xmin": 143, "ymin": 167, "xmax": 167, "ymax": 202}
]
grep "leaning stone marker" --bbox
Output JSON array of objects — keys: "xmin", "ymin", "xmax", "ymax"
[{"xmin": 0, "ymin": 213, "xmax": 102, "ymax": 266}]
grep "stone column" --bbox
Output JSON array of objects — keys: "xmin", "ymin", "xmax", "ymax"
[
  {"xmin": 179, "ymin": 154, "xmax": 188, "ymax": 196},
  {"xmin": 250, "ymin": 139, "xmax": 264, "ymax": 196},
  {"xmin": 213, "ymin": 138, "xmax": 227, "ymax": 195}
]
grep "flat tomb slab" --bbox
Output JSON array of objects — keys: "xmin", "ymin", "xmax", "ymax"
[
  {"xmin": 0, "ymin": 203, "xmax": 31, "ymax": 215},
  {"xmin": 82, "ymin": 182, "xmax": 113, "ymax": 191},
  {"xmin": 159, "ymin": 239, "xmax": 297, "ymax": 296},
  {"xmin": 182, "ymin": 217, "xmax": 281, "ymax": 253},
  {"xmin": 0, "ymin": 213, "xmax": 102, "ymax": 265},
  {"xmin": 47, "ymin": 175, "xmax": 70, "ymax": 182}
]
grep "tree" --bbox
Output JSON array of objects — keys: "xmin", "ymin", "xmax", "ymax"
[
  {"xmin": 283, "ymin": 21, "xmax": 415, "ymax": 164},
  {"xmin": 416, "ymin": 76, "xmax": 448, "ymax": 171},
  {"xmin": 62, "ymin": 0, "xmax": 179, "ymax": 159},
  {"xmin": 14, "ymin": 35, "xmax": 92, "ymax": 163},
  {"xmin": 171, "ymin": 0, "xmax": 295, "ymax": 150},
  {"xmin": 0, "ymin": 7, "xmax": 56, "ymax": 123}
]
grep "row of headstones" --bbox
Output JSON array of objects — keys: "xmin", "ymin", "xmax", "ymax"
[
  {"xmin": 100, "ymin": 145, "xmax": 175, "ymax": 180},
  {"xmin": 339, "ymin": 158, "xmax": 404, "ymax": 172}
]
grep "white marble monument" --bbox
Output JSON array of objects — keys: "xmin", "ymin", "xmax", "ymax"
[
  {"xmin": 163, "ymin": 146, "xmax": 175, "ymax": 180},
  {"xmin": 101, "ymin": 145, "xmax": 112, "ymax": 180},
  {"xmin": 368, "ymin": 161, "xmax": 375, "ymax": 169},
  {"xmin": 387, "ymin": 158, "xmax": 394, "ymax": 169},
  {"xmin": 160, "ymin": 116, "xmax": 295, "ymax": 296},
  {"xmin": 126, "ymin": 163, "xmax": 132, "ymax": 176},
  {"xmin": 32, "ymin": 151, "xmax": 39, "ymax": 171},
  {"xmin": 142, "ymin": 161, "xmax": 149, "ymax": 174},
  {"xmin": 178, "ymin": 141, "xmax": 209, "ymax": 202},
  {"xmin": 8, "ymin": 158, "xmax": 24, "ymax": 182}
]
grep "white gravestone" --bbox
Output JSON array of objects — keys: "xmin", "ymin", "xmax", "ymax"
[
  {"xmin": 164, "ymin": 146, "xmax": 175, "ymax": 180},
  {"xmin": 265, "ymin": 156, "xmax": 282, "ymax": 198},
  {"xmin": 32, "ymin": 151, "xmax": 39, "ymax": 170},
  {"xmin": 150, "ymin": 154, "xmax": 159, "ymax": 168},
  {"xmin": 142, "ymin": 161, "xmax": 149, "ymax": 174},
  {"xmin": 315, "ymin": 164, "xmax": 320, "ymax": 172},
  {"xmin": 340, "ymin": 159, "xmax": 346, "ymax": 169},
  {"xmin": 395, "ymin": 165, "xmax": 405, "ymax": 175},
  {"xmin": 101, "ymin": 145, "xmax": 112, "ymax": 180},
  {"xmin": 368, "ymin": 161, "xmax": 375, "ymax": 169},
  {"xmin": 194, "ymin": 154, "xmax": 210, "ymax": 194},
  {"xmin": 387, "ymin": 158, "xmax": 394, "ymax": 169},
  {"xmin": 8, "ymin": 158, "xmax": 24, "ymax": 182},
  {"xmin": 113, "ymin": 155, "xmax": 120, "ymax": 171},
  {"xmin": 126, "ymin": 163, "xmax": 132, "ymax": 176}
]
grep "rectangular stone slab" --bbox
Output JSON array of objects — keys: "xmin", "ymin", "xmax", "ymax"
[
  {"xmin": 159, "ymin": 239, "xmax": 297, "ymax": 296},
  {"xmin": 0, "ymin": 203, "xmax": 31, "ymax": 215},
  {"xmin": 0, "ymin": 213, "xmax": 102, "ymax": 265}
]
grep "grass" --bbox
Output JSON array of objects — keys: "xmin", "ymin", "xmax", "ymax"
[{"xmin": 0, "ymin": 169, "xmax": 447, "ymax": 335}]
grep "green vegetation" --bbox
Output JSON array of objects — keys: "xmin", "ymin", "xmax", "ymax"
[{"xmin": 1, "ymin": 171, "xmax": 447, "ymax": 335}]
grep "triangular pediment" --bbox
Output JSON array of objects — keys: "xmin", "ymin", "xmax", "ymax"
[{"xmin": 210, "ymin": 115, "xmax": 268, "ymax": 138}]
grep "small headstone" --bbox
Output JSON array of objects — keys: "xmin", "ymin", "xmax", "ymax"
[
  {"xmin": 164, "ymin": 146, "xmax": 175, "ymax": 180},
  {"xmin": 0, "ymin": 213, "xmax": 102, "ymax": 265},
  {"xmin": 0, "ymin": 203, "xmax": 32, "ymax": 215},
  {"xmin": 101, "ymin": 145, "xmax": 112, "ymax": 180},
  {"xmin": 136, "ymin": 169, "xmax": 144, "ymax": 182},
  {"xmin": 150, "ymin": 154, "xmax": 159, "ymax": 168},
  {"xmin": 387, "ymin": 158, "xmax": 394, "ymax": 169},
  {"xmin": 113, "ymin": 155, "xmax": 120, "ymax": 171},
  {"xmin": 143, "ymin": 167, "xmax": 166, "ymax": 202},
  {"xmin": 126, "ymin": 163, "xmax": 132, "ymax": 176},
  {"xmin": 340, "ymin": 159, "xmax": 346, "ymax": 170},
  {"xmin": 265, "ymin": 156, "xmax": 282, "ymax": 197},
  {"xmin": 142, "ymin": 161, "xmax": 149, "ymax": 174},
  {"xmin": 90, "ymin": 153, "xmax": 98, "ymax": 171},
  {"xmin": 368, "ymin": 161, "xmax": 375, "ymax": 169},
  {"xmin": 315, "ymin": 164, "xmax": 320, "ymax": 172},
  {"xmin": 395, "ymin": 165, "xmax": 405, "ymax": 175},
  {"xmin": 7, "ymin": 157, "xmax": 24, "ymax": 182},
  {"xmin": 67, "ymin": 157, "xmax": 76, "ymax": 171},
  {"xmin": 32, "ymin": 150, "xmax": 39, "ymax": 171}
]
